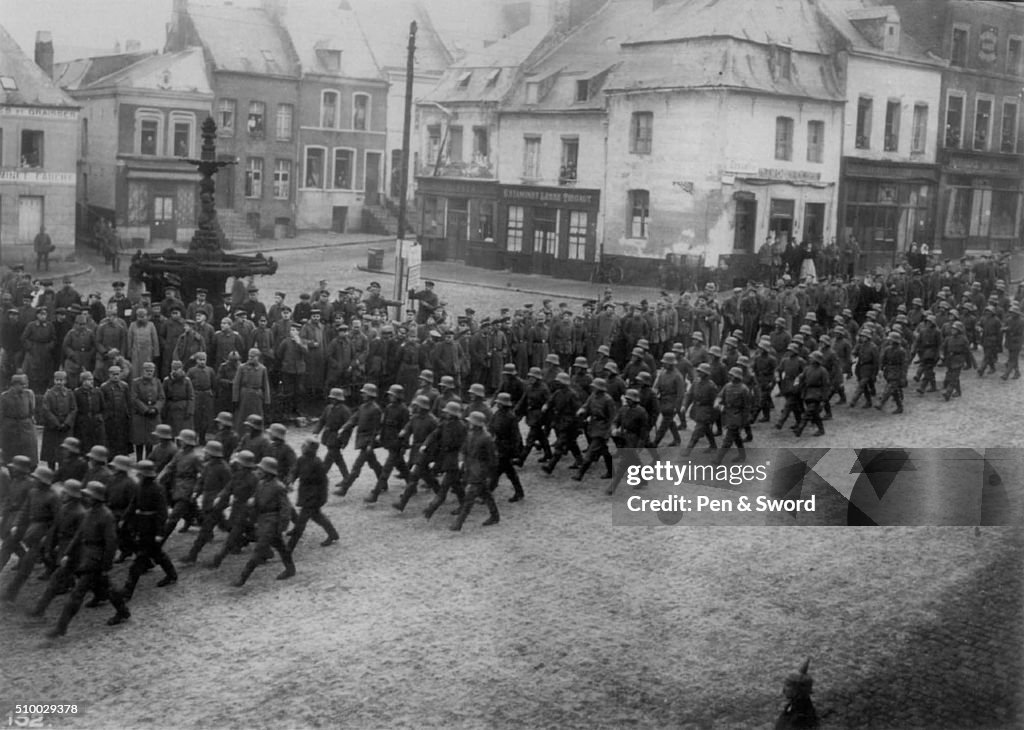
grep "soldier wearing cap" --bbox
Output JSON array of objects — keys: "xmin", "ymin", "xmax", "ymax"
[
  {"xmin": 875, "ymin": 332, "xmax": 908, "ymax": 415},
  {"xmin": 313, "ymin": 389, "xmax": 351, "ymax": 487},
  {"xmin": 365, "ymin": 385, "xmax": 411, "ymax": 503},
  {"xmin": 422, "ymin": 400, "xmax": 469, "ymax": 520},
  {"xmin": 335, "ymin": 383, "xmax": 384, "ymax": 497},
  {"xmin": 21, "ymin": 306, "xmax": 56, "ymax": 394},
  {"xmin": 0, "ymin": 374, "xmax": 38, "ymax": 465},
  {"xmin": 119, "ymin": 461, "xmax": 178, "ymax": 600},
  {"xmin": 541, "ymin": 372, "xmax": 583, "ymax": 475},
  {"xmin": 162, "ymin": 359, "xmax": 195, "ymax": 435},
  {"xmin": 181, "ymin": 440, "xmax": 234, "ymax": 565},
  {"xmin": 233, "ymin": 348, "xmax": 271, "ymax": 430},
  {"xmin": 276, "ymin": 323, "xmax": 309, "ymax": 418},
  {"xmin": 158, "ymin": 429, "xmax": 202, "ymax": 541},
  {"xmin": 0, "ymin": 465, "xmax": 59, "ymax": 603},
  {"xmin": 392, "ymin": 394, "xmax": 441, "ymax": 511},
  {"xmin": 39, "ymin": 370, "xmax": 76, "ymax": 468},
  {"xmin": 287, "ymin": 438, "xmax": 339, "ymax": 551},
  {"xmin": 231, "ymin": 457, "xmax": 295, "ymax": 586},
  {"xmin": 61, "ymin": 308, "xmax": 96, "ymax": 389},
  {"xmin": 571, "ymin": 378, "xmax": 615, "ymax": 482},
  {"xmin": 46, "ymin": 482, "xmax": 131, "ymax": 637},
  {"xmin": 130, "ymin": 362, "xmax": 164, "ymax": 459},
  {"xmin": 450, "ymin": 411, "xmax": 499, "ymax": 531},
  {"xmin": 793, "ymin": 352, "xmax": 829, "ymax": 437},
  {"xmin": 408, "ymin": 280, "xmax": 440, "ymax": 325},
  {"xmin": 1002, "ymin": 303, "xmax": 1022, "ymax": 380}
]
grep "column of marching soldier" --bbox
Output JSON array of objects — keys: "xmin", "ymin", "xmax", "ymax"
[{"xmin": 0, "ymin": 262, "xmax": 1020, "ymax": 638}]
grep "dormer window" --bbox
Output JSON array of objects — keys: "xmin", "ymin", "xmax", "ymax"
[
  {"xmin": 575, "ymin": 80, "xmax": 589, "ymax": 102},
  {"xmin": 260, "ymin": 49, "xmax": 280, "ymax": 74},
  {"xmin": 776, "ymin": 46, "xmax": 792, "ymax": 80},
  {"xmin": 318, "ymin": 49, "xmax": 342, "ymax": 72},
  {"xmin": 457, "ymin": 71, "xmax": 472, "ymax": 88},
  {"xmin": 485, "ymin": 69, "xmax": 501, "ymax": 87},
  {"xmin": 0, "ymin": 76, "xmax": 16, "ymax": 90},
  {"xmin": 526, "ymin": 82, "xmax": 539, "ymax": 104}
]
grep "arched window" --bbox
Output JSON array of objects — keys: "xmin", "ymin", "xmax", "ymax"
[
  {"xmin": 352, "ymin": 93, "xmax": 369, "ymax": 130},
  {"xmin": 135, "ymin": 109, "xmax": 163, "ymax": 156}
]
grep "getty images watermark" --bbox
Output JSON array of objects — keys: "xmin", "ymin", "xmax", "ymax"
[{"xmin": 608, "ymin": 448, "xmax": 1022, "ymax": 527}]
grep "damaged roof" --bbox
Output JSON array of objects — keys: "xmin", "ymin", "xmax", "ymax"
[{"xmin": 0, "ymin": 24, "xmax": 77, "ymax": 107}]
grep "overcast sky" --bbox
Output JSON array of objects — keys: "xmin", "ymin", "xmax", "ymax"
[{"xmin": 1, "ymin": 0, "xmax": 502, "ymax": 61}]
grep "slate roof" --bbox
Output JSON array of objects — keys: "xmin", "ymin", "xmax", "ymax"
[
  {"xmin": 54, "ymin": 51, "xmax": 156, "ymax": 91},
  {"xmin": 347, "ymin": 0, "xmax": 452, "ymax": 74},
  {"xmin": 277, "ymin": 0, "xmax": 381, "ymax": 80},
  {"xmin": 422, "ymin": 23, "xmax": 551, "ymax": 104},
  {"xmin": 59, "ymin": 48, "xmax": 212, "ymax": 95},
  {"xmin": 0, "ymin": 24, "xmax": 78, "ymax": 107},
  {"xmin": 817, "ymin": 0, "xmax": 939, "ymax": 64},
  {"xmin": 186, "ymin": 1, "xmax": 299, "ymax": 77}
]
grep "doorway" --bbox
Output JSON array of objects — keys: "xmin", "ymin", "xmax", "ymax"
[
  {"xmin": 733, "ymin": 197, "xmax": 757, "ymax": 252},
  {"xmin": 151, "ymin": 195, "xmax": 176, "ymax": 241},
  {"xmin": 332, "ymin": 206, "xmax": 348, "ymax": 233},
  {"xmin": 531, "ymin": 208, "xmax": 558, "ymax": 275},
  {"xmin": 365, "ymin": 152, "xmax": 381, "ymax": 205},
  {"xmin": 18, "ymin": 196, "xmax": 43, "ymax": 244},
  {"xmin": 768, "ymin": 198, "xmax": 795, "ymax": 247},
  {"xmin": 803, "ymin": 202, "xmax": 825, "ymax": 245}
]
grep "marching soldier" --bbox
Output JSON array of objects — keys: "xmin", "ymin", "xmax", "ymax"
[
  {"xmin": 210, "ymin": 411, "xmax": 239, "ymax": 459},
  {"xmin": 46, "ymin": 482, "xmax": 131, "ymax": 637},
  {"xmin": 287, "ymin": 438, "xmax": 339, "ymax": 551},
  {"xmin": 392, "ymin": 395, "xmax": 440, "ymax": 512},
  {"xmin": 422, "ymin": 401, "xmax": 467, "ymax": 521},
  {"xmin": 159, "ymin": 429, "xmax": 202, "ymax": 542},
  {"xmin": 876, "ymin": 332, "xmax": 907, "ymax": 414},
  {"xmin": 107, "ymin": 454, "xmax": 138, "ymax": 562},
  {"xmin": 682, "ymin": 364, "xmax": 718, "ymax": 456},
  {"xmin": 652, "ymin": 353, "xmax": 686, "ymax": 447},
  {"xmin": 608, "ymin": 388, "xmax": 650, "ymax": 496},
  {"xmin": 232, "ymin": 457, "xmax": 295, "ymax": 586},
  {"xmin": 572, "ymin": 378, "xmax": 615, "ymax": 482},
  {"xmin": 335, "ymin": 383, "xmax": 384, "ymax": 497},
  {"xmin": 313, "ymin": 388, "xmax": 351, "ymax": 487},
  {"xmin": 120, "ymin": 461, "xmax": 178, "ymax": 600},
  {"xmin": 182, "ymin": 441, "xmax": 233, "ymax": 565},
  {"xmin": 488, "ymin": 392, "xmax": 524, "ymax": 503},
  {"xmin": 1, "ymin": 465, "xmax": 59, "ymax": 603},
  {"xmin": 450, "ymin": 411, "xmax": 499, "ymax": 531},
  {"xmin": 29, "ymin": 480, "xmax": 86, "ymax": 616},
  {"xmin": 515, "ymin": 367, "xmax": 551, "ymax": 466},
  {"xmin": 714, "ymin": 367, "xmax": 752, "ymax": 464},
  {"xmin": 793, "ymin": 352, "xmax": 829, "ymax": 437},
  {"xmin": 208, "ymin": 450, "xmax": 259, "ymax": 568},
  {"xmin": 365, "ymin": 384, "xmax": 410, "ymax": 503},
  {"xmin": 1002, "ymin": 303, "xmax": 1022, "ymax": 380},
  {"xmin": 540, "ymin": 372, "xmax": 583, "ymax": 475}
]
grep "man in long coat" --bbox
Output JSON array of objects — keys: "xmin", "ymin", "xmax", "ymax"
[
  {"xmin": 127, "ymin": 308, "xmax": 159, "ymax": 379},
  {"xmin": 130, "ymin": 362, "xmax": 165, "ymax": 460},
  {"xmin": 232, "ymin": 348, "xmax": 271, "ymax": 430},
  {"xmin": 0, "ymin": 374, "xmax": 37, "ymax": 463}
]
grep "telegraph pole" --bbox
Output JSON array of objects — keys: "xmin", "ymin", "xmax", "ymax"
[{"xmin": 397, "ymin": 21, "xmax": 417, "ymax": 240}]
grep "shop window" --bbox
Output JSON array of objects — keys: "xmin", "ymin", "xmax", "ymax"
[
  {"xmin": 448, "ymin": 126, "xmax": 463, "ymax": 163},
  {"xmin": 990, "ymin": 190, "xmax": 1018, "ymax": 238},
  {"xmin": 945, "ymin": 94, "xmax": 964, "ymax": 148},
  {"xmin": 333, "ymin": 149, "xmax": 353, "ymax": 189},
  {"xmin": 535, "ymin": 209, "xmax": 558, "ymax": 255},
  {"xmin": 353, "ymin": 94, "xmax": 369, "ymax": 130},
  {"xmin": 1002, "ymin": 101, "xmax": 1019, "ymax": 153},
  {"xmin": 884, "ymin": 101, "xmax": 900, "ymax": 151},
  {"xmin": 523, "ymin": 136, "xmax": 541, "ymax": 179},
  {"xmin": 276, "ymin": 104, "xmax": 293, "ymax": 141},
  {"xmin": 473, "ymin": 127, "xmax": 489, "ymax": 163},
  {"xmin": 944, "ymin": 188, "xmax": 970, "ymax": 238},
  {"xmin": 630, "ymin": 112, "xmax": 652, "ymax": 154},
  {"xmin": 775, "ymin": 116, "xmax": 793, "ymax": 160},
  {"xmin": 217, "ymin": 98, "xmax": 235, "ymax": 134},
  {"xmin": 911, "ymin": 104, "xmax": 928, "ymax": 154},
  {"xmin": 560, "ymin": 137, "xmax": 579, "ymax": 185},
  {"xmin": 951, "ymin": 26, "xmax": 968, "ymax": 67},
  {"xmin": 506, "ymin": 205, "xmax": 524, "ymax": 252},
  {"xmin": 422, "ymin": 196, "xmax": 445, "ymax": 237},
  {"xmin": 974, "ymin": 98, "xmax": 992, "ymax": 151},
  {"xmin": 476, "ymin": 202, "xmax": 494, "ymax": 240},
  {"xmin": 245, "ymin": 157, "xmax": 263, "ymax": 199},
  {"xmin": 856, "ymin": 97, "xmax": 872, "ymax": 149},
  {"xmin": 248, "ymin": 101, "xmax": 265, "ymax": 137},
  {"xmin": 305, "ymin": 147, "xmax": 326, "ymax": 188},
  {"xmin": 273, "ymin": 159, "xmax": 291, "ymax": 200},
  {"xmin": 567, "ymin": 211, "xmax": 588, "ymax": 260},
  {"xmin": 321, "ymin": 91, "xmax": 338, "ymax": 128},
  {"xmin": 806, "ymin": 120, "xmax": 824, "ymax": 163},
  {"xmin": 629, "ymin": 190, "xmax": 649, "ymax": 238}
]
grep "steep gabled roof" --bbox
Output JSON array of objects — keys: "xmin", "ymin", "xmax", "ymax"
[
  {"xmin": 0, "ymin": 24, "xmax": 77, "ymax": 107},
  {"xmin": 624, "ymin": 0, "xmax": 839, "ymax": 55},
  {"xmin": 62, "ymin": 48, "xmax": 213, "ymax": 95},
  {"xmin": 422, "ymin": 23, "xmax": 551, "ymax": 104},
  {"xmin": 348, "ymin": 0, "xmax": 452, "ymax": 74},
  {"xmin": 186, "ymin": 2, "xmax": 299, "ymax": 77},
  {"xmin": 54, "ymin": 50, "xmax": 157, "ymax": 91},
  {"xmin": 817, "ymin": 0, "xmax": 941, "ymax": 65},
  {"xmin": 276, "ymin": 1, "xmax": 381, "ymax": 81}
]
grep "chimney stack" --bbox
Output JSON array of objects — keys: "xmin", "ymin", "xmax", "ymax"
[{"xmin": 34, "ymin": 31, "xmax": 54, "ymax": 79}]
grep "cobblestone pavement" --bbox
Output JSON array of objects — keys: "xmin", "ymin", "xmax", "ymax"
[{"xmin": 0, "ymin": 237, "xmax": 1019, "ymax": 729}]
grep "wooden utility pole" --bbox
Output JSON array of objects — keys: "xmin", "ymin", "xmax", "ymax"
[{"xmin": 397, "ymin": 21, "xmax": 417, "ymax": 241}]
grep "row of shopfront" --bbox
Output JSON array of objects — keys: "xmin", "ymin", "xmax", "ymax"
[
  {"xmin": 418, "ymin": 158, "xmax": 1021, "ymax": 281},
  {"xmin": 416, "ymin": 177, "xmax": 600, "ymax": 279}
]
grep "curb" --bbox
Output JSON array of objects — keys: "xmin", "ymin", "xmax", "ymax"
[
  {"xmin": 353, "ymin": 264, "xmax": 645, "ymax": 302},
  {"xmin": 230, "ymin": 236, "xmax": 394, "ymax": 256}
]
